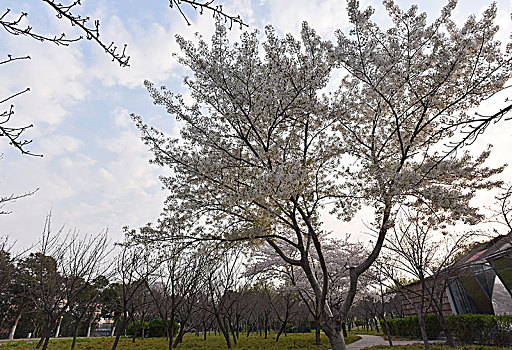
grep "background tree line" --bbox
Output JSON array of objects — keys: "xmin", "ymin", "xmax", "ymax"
[{"xmin": 0, "ymin": 214, "xmax": 410, "ymax": 350}]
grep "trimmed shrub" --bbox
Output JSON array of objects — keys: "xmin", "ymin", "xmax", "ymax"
[
  {"xmin": 127, "ymin": 320, "xmax": 149, "ymax": 337},
  {"xmin": 446, "ymin": 314, "xmax": 512, "ymax": 346},
  {"xmin": 381, "ymin": 314, "xmax": 441, "ymax": 339},
  {"xmin": 382, "ymin": 314, "xmax": 512, "ymax": 346},
  {"xmin": 147, "ymin": 318, "xmax": 166, "ymax": 338},
  {"xmin": 128, "ymin": 318, "xmax": 179, "ymax": 338}
]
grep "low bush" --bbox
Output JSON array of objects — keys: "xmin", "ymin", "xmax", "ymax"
[
  {"xmin": 127, "ymin": 320, "xmax": 148, "ymax": 337},
  {"xmin": 445, "ymin": 314, "xmax": 512, "ymax": 346},
  {"xmin": 381, "ymin": 314, "xmax": 441, "ymax": 339},
  {"xmin": 382, "ymin": 314, "xmax": 512, "ymax": 346},
  {"xmin": 127, "ymin": 318, "xmax": 179, "ymax": 338}
]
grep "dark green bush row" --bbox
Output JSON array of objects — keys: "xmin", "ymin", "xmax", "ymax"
[
  {"xmin": 127, "ymin": 318, "xmax": 179, "ymax": 338},
  {"xmin": 381, "ymin": 314, "xmax": 512, "ymax": 346},
  {"xmin": 381, "ymin": 314, "xmax": 441, "ymax": 339},
  {"xmin": 446, "ymin": 314, "xmax": 512, "ymax": 346}
]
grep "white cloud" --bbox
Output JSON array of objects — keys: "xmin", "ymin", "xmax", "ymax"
[
  {"xmin": 88, "ymin": 17, "xmax": 178, "ymax": 89},
  {"xmin": 38, "ymin": 134, "xmax": 83, "ymax": 157},
  {"xmin": 1, "ymin": 34, "xmax": 87, "ymax": 129},
  {"xmin": 259, "ymin": 0, "xmax": 353, "ymax": 38}
]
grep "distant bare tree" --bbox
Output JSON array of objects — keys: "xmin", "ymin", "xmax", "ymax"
[
  {"xmin": 204, "ymin": 246, "xmax": 247, "ymax": 349},
  {"xmin": 17, "ymin": 213, "xmax": 110, "ymax": 350},
  {"xmin": 110, "ymin": 244, "xmax": 148, "ymax": 350},
  {"xmin": 61, "ymin": 232, "xmax": 110, "ymax": 350},
  {"xmin": 380, "ymin": 211, "xmax": 475, "ymax": 349},
  {"xmin": 489, "ymin": 183, "xmax": 512, "ymax": 232}
]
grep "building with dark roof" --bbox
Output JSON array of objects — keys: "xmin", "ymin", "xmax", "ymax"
[{"xmin": 399, "ymin": 232, "xmax": 512, "ymax": 317}]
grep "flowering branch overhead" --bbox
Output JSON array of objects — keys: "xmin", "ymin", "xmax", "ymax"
[{"xmin": 169, "ymin": 0, "xmax": 248, "ymax": 30}]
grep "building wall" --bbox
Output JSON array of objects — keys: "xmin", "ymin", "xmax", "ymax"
[{"xmin": 399, "ymin": 279, "xmax": 453, "ymax": 317}]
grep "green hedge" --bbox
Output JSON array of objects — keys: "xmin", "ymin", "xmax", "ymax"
[
  {"xmin": 382, "ymin": 314, "xmax": 512, "ymax": 346},
  {"xmin": 381, "ymin": 314, "xmax": 441, "ymax": 339},
  {"xmin": 127, "ymin": 318, "xmax": 179, "ymax": 338},
  {"xmin": 446, "ymin": 314, "xmax": 512, "ymax": 346}
]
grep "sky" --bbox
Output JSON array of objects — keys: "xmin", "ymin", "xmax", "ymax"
[{"xmin": 1, "ymin": 0, "xmax": 511, "ymax": 250}]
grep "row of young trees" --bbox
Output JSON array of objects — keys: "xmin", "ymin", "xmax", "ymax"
[{"xmin": 0, "ymin": 215, "xmax": 408, "ymax": 350}]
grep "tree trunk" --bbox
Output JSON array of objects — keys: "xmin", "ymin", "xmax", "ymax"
[
  {"xmin": 111, "ymin": 335, "xmax": 121, "ymax": 350},
  {"xmin": 417, "ymin": 313, "xmax": 430, "ymax": 350},
  {"xmin": 229, "ymin": 323, "xmax": 237, "ymax": 345},
  {"xmin": 432, "ymin": 298, "xmax": 455, "ymax": 347},
  {"xmin": 264, "ymin": 315, "xmax": 268, "ymax": 339},
  {"xmin": 8, "ymin": 311, "xmax": 22, "ymax": 340},
  {"xmin": 110, "ymin": 320, "xmax": 116, "ymax": 337},
  {"xmin": 55, "ymin": 316, "xmax": 63, "ymax": 338},
  {"xmin": 41, "ymin": 337, "xmax": 50, "ymax": 350},
  {"xmin": 36, "ymin": 336, "xmax": 44, "ymax": 349},
  {"xmin": 86, "ymin": 322, "xmax": 92, "ymax": 338},
  {"xmin": 315, "ymin": 319, "xmax": 322, "ymax": 345},
  {"xmin": 342, "ymin": 322, "xmax": 347, "ymax": 337},
  {"xmin": 71, "ymin": 322, "xmax": 80, "ymax": 350},
  {"xmin": 323, "ymin": 320, "xmax": 346, "ymax": 350},
  {"xmin": 276, "ymin": 310, "xmax": 289, "ymax": 342},
  {"xmin": 167, "ymin": 324, "xmax": 174, "ymax": 350},
  {"xmin": 374, "ymin": 318, "xmax": 380, "ymax": 333},
  {"xmin": 36, "ymin": 323, "xmax": 50, "ymax": 350},
  {"xmin": 141, "ymin": 313, "xmax": 145, "ymax": 340},
  {"xmin": 382, "ymin": 317, "xmax": 393, "ymax": 346},
  {"xmin": 111, "ymin": 318, "xmax": 126, "ymax": 350},
  {"xmin": 216, "ymin": 318, "xmax": 231, "ymax": 349},
  {"xmin": 173, "ymin": 324, "xmax": 186, "ymax": 348}
]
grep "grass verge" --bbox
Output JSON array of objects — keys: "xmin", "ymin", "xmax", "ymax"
[{"xmin": 0, "ymin": 332, "xmax": 361, "ymax": 349}]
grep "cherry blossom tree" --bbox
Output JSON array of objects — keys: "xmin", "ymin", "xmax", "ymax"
[{"xmin": 134, "ymin": 1, "xmax": 510, "ymax": 349}]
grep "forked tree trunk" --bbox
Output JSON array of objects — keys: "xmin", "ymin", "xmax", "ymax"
[
  {"xmin": 41, "ymin": 337, "xmax": 50, "ymax": 350},
  {"xmin": 276, "ymin": 310, "xmax": 289, "ymax": 342},
  {"xmin": 173, "ymin": 324, "xmax": 186, "ymax": 348},
  {"xmin": 322, "ymin": 320, "xmax": 346, "ymax": 350},
  {"xmin": 36, "ymin": 337, "xmax": 44, "ymax": 349},
  {"xmin": 36, "ymin": 323, "xmax": 51, "ymax": 350}
]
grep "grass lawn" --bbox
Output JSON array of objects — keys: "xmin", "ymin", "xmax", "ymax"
[
  {"xmin": 350, "ymin": 327, "xmax": 382, "ymax": 336},
  {"xmin": 0, "ymin": 332, "xmax": 361, "ymax": 349}
]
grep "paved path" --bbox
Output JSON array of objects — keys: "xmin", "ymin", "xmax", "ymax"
[
  {"xmin": 347, "ymin": 334, "xmax": 435, "ymax": 350},
  {"xmin": 0, "ymin": 337, "xmax": 76, "ymax": 344}
]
